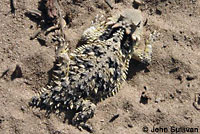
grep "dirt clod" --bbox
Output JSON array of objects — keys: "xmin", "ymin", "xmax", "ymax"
[{"xmin": 11, "ymin": 65, "xmax": 23, "ymax": 80}]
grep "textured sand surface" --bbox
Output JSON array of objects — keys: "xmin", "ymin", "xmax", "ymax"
[{"xmin": 0, "ymin": 0, "xmax": 200, "ymax": 134}]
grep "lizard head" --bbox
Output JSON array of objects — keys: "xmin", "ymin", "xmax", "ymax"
[{"xmin": 107, "ymin": 9, "xmax": 143, "ymax": 42}]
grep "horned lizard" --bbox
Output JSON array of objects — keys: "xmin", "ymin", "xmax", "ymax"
[{"xmin": 30, "ymin": 8, "xmax": 152, "ymax": 132}]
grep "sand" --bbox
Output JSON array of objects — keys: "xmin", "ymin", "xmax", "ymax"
[{"xmin": 0, "ymin": 0, "xmax": 200, "ymax": 134}]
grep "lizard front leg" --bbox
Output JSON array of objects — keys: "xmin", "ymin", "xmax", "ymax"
[{"xmin": 131, "ymin": 35, "xmax": 153, "ymax": 65}]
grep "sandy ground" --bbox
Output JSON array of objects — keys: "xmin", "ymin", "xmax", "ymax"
[{"xmin": 0, "ymin": 0, "xmax": 200, "ymax": 134}]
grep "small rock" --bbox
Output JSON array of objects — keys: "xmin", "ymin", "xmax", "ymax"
[
  {"xmin": 140, "ymin": 92, "xmax": 149, "ymax": 105},
  {"xmin": 179, "ymin": 31, "xmax": 184, "ymax": 34},
  {"xmin": 100, "ymin": 119, "xmax": 105, "ymax": 122},
  {"xmin": 128, "ymin": 124, "xmax": 133, "ymax": 128},
  {"xmin": 143, "ymin": 18, "xmax": 148, "ymax": 26},
  {"xmin": 0, "ymin": 69, "xmax": 9, "ymax": 78},
  {"xmin": 156, "ymin": 109, "xmax": 161, "ymax": 112},
  {"xmin": 176, "ymin": 89, "xmax": 182, "ymax": 94},
  {"xmin": 196, "ymin": 94, "xmax": 200, "ymax": 105},
  {"xmin": 191, "ymin": 0, "xmax": 196, "ymax": 4},
  {"xmin": 169, "ymin": 67, "xmax": 179, "ymax": 73},
  {"xmin": 155, "ymin": 98, "xmax": 161, "ymax": 103},
  {"xmin": 155, "ymin": 9, "xmax": 162, "ymax": 15},
  {"xmin": 24, "ymin": 79, "xmax": 32, "ymax": 85},
  {"xmin": 21, "ymin": 106, "xmax": 25, "ymax": 112},
  {"xmin": 171, "ymin": 57, "xmax": 177, "ymax": 63},
  {"xmin": 162, "ymin": 44, "xmax": 167, "ymax": 48},
  {"xmin": 109, "ymin": 114, "xmax": 119, "ymax": 122},
  {"xmin": 53, "ymin": 131, "xmax": 61, "ymax": 134},
  {"xmin": 186, "ymin": 75, "xmax": 197, "ymax": 81},
  {"xmin": 176, "ymin": 75, "xmax": 182, "ymax": 81},
  {"xmin": 172, "ymin": 35, "xmax": 179, "ymax": 42},
  {"xmin": 30, "ymin": 25, "xmax": 33, "ymax": 29},
  {"xmin": 105, "ymin": 0, "xmax": 113, "ymax": 9},
  {"xmin": 0, "ymin": 116, "xmax": 5, "ymax": 124},
  {"xmin": 170, "ymin": 94, "xmax": 174, "ymax": 99},
  {"xmin": 187, "ymin": 83, "xmax": 190, "ymax": 87},
  {"xmin": 133, "ymin": 0, "xmax": 142, "ymax": 9},
  {"xmin": 115, "ymin": 0, "xmax": 123, "ymax": 3}
]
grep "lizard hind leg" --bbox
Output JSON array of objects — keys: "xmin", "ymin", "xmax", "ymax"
[
  {"xmin": 81, "ymin": 14, "xmax": 108, "ymax": 44},
  {"xmin": 72, "ymin": 99, "xmax": 96, "ymax": 132}
]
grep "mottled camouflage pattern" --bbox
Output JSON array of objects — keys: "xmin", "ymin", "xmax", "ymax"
[{"xmin": 30, "ymin": 9, "xmax": 152, "ymax": 131}]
